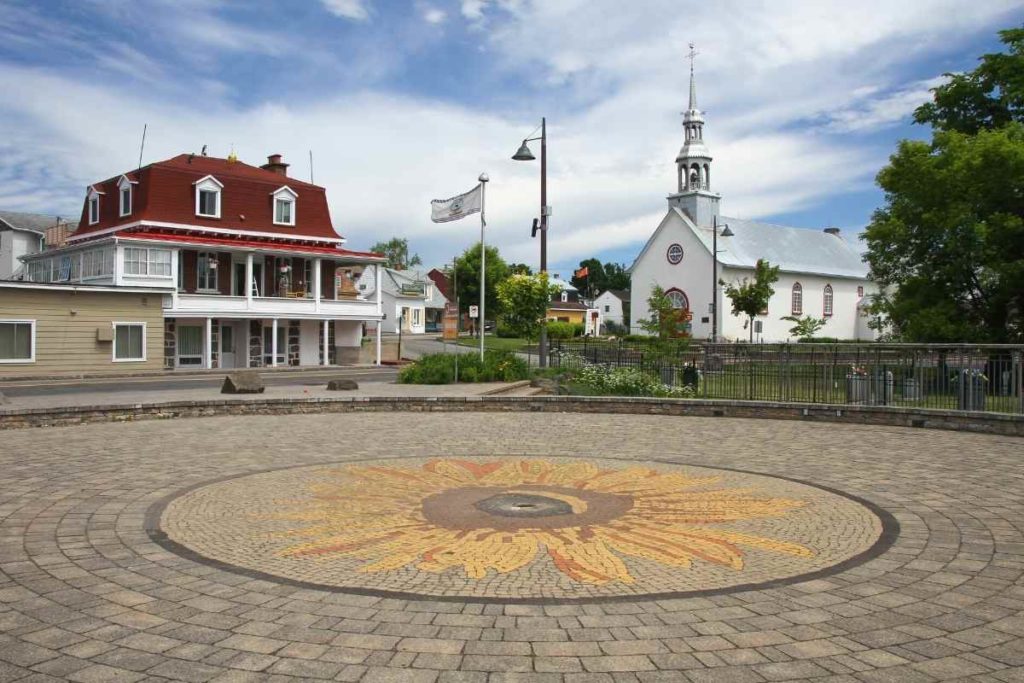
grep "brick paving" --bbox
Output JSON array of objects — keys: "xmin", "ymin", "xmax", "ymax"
[{"xmin": 0, "ymin": 412, "xmax": 1022, "ymax": 682}]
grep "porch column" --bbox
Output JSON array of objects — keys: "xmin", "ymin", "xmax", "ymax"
[
  {"xmin": 205, "ymin": 317, "xmax": 213, "ymax": 369},
  {"xmin": 271, "ymin": 318, "xmax": 279, "ymax": 368},
  {"xmin": 322, "ymin": 319, "xmax": 329, "ymax": 366},
  {"xmin": 245, "ymin": 252, "xmax": 254, "ymax": 310},
  {"xmin": 375, "ymin": 320, "xmax": 381, "ymax": 366},
  {"xmin": 313, "ymin": 259, "xmax": 322, "ymax": 313}
]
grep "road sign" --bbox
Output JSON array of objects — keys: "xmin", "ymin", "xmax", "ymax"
[{"xmin": 469, "ymin": 305, "xmax": 479, "ymax": 318}]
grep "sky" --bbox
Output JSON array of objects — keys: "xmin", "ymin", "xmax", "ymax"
[{"xmin": 0, "ymin": 0, "xmax": 1020, "ymax": 276}]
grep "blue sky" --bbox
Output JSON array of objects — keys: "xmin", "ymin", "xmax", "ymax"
[{"xmin": 0, "ymin": 0, "xmax": 1021, "ymax": 276}]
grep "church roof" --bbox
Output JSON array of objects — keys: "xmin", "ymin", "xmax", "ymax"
[{"xmin": 692, "ymin": 212, "xmax": 869, "ymax": 279}]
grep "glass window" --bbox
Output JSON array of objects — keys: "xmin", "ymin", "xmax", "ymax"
[
  {"xmin": 823, "ymin": 284, "xmax": 834, "ymax": 317},
  {"xmin": 413, "ymin": 309, "xmax": 421, "ymax": 325},
  {"xmin": 113, "ymin": 323, "xmax": 145, "ymax": 361},
  {"xmin": 124, "ymin": 247, "xmax": 146, "ymax": 275},
  {"xmin": 197, "ymin": 252, "xmax": 218, "ymax": 291},
  {"xmin": 604, "ymin": 305, "xmax": 610, "ymax": 312},
  {"xmin": 177, "ymin": 325, "xmax": 203, "ymax": 365},
  {"xmin": 275, "ymin": 198, "xmax": 293, "ymax": 225},
  {"xmin": 148, "ymin": 249, "xmax": 172, "ymax": 276},
  {"xmin": 791, "ymin": 283, "xmax": 803, "ymax": 315},
  {"xmin": 262, "ymin": 325, "xmax": 286, "ymax": 365},
  {"xmin": 666, "ymin": 289, "xmax": 689, "ymax": 310},
  {"xmin": 198, "ymin": 189, "xmax": 219, "ymax": 217},
  {"xmin": 120, "ymin": 187, "xmax": 131, "ymax": 216},
  {"xmin": 0, "ymin": 321, "xmax": 34, "ymax": 362},
  {"xmin": 857, "ymin": 285, "xmax": 864, "ymax": 297},
  {"xmin": 221, "ymin": 325, "xmax": 233, "ymax": 353},
  {"xmin": 89, "ymin": 197, "xmax": 99, "ymax": 224}
]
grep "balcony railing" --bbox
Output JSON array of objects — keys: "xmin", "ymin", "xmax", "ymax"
[{"xmin": 166, "ymin": 293, "xmax": 379, "ymax": 318}]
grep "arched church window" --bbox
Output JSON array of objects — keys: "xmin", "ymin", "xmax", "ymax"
[
  {"xmin": 791, "ymin": 283, "xmax": 803, "ymax": 315},
  {"xmin": 823, "ymin": 284, "xmax": 833, "ymax": 317},
  {"xmin": 665, "ymin": 288, "xmax": 689, "ymax": 311}
]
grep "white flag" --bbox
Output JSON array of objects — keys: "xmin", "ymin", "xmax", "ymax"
[{"xmin": 431, "ymin": 184, "xmax": 482, "ymax": 223}]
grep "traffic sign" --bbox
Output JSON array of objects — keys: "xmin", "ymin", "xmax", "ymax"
[{"xmin": 469, "ymin": 305, "xmax": 479, "ymax": 318}]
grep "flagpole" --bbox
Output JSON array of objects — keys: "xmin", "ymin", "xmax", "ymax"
[{"xmin": 478, "ymin": 173, "xmax": 488, "ymax": 361}]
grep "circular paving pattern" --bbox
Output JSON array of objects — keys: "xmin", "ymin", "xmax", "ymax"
[
  {"xmin": 155, "ymin": 457, "xmax": 888, "ymax": 600},
  {"xmin": 0, "ymin": 411, "xmax": 1022, "ymax": 682}
]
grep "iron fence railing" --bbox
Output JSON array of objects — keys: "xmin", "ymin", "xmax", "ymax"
[{"xmin": 549, "ymin": 340, "xmax": 1024, "ymax": 414}]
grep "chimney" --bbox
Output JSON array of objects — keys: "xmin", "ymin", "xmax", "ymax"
[
  {"xmin": 824, "ymin": 227, "xmax": 841, "ymax": 236},
  {"xmin": 260, "ymin": 154, "xmax": 289, "ymax": 177}
]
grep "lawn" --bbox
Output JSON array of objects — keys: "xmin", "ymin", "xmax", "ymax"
[{"xmin": 450, "ymin": 335, "xmax": 531, "ymax": 352}]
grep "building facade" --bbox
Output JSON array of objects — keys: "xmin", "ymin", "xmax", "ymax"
[
  {"xmin": 0, "ymin": 212, "xmax": 74, "ymax": 280},
  {"xmin": 593, "ymin": 289, "xmax": 630, "ymax": 332},
  {"xmin": 358, "ymin": 267, "xmax": 448, "ymax": 334},
  {"xmin": 18, "ymin": 153, "xmax": 386, "ymax": 369},
  {"xmin": 547, "ymin": 275, "xmax": 601, "ymax": 335},
  {"xmin": 629, "ymin": 62, "xmax": 876, "ymax": 342}
]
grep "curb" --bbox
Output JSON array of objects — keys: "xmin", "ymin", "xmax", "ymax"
[{"xmin": 1, "ymin": 395, "xmax": 1021, "ymax": 436}]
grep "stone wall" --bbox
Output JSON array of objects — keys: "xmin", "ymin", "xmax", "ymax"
[{"xmin": 2, "ymin": 396, "xmax": 1021, "ymax": 436}]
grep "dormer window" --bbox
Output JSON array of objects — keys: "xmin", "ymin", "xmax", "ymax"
[
  {"xmin": 117, "ymin": 175, "xmax": 136, "ymax": 217},
  {"xmin": 86, "ymin": 186, "xmax": 104, "ymax": 225},
  {"xmin": 193, "ymin": 175, "xmax": 223, "ymax": 219},
  {"xmin": 271, "ymin": 186, "xmax": 298, "ymax": 227}
]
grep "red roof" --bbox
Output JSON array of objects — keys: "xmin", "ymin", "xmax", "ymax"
[
  {"xmin": 74, "ymin": 154, "xmax": 341, "ymax": 241},
  {"xmin": 120, "ymin": 229, "xmax": 383, "ymax": 259}
]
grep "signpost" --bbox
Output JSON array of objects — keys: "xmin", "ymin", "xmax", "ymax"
[{"xmin": 442, "ymin": 303, "xmax": 459, "ymax": 341}]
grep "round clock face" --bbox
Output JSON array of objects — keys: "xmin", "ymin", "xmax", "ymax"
[{"xmin": 667, "ymin": 243, "xmax": 684, "ymax": 265}]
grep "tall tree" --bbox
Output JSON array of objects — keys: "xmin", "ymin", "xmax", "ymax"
[
  {"xmin": 602, "ymin": 262, "xmax": 631, "ymax": 291},
  {"xmin": 507, "ymin": 262, "xmax": 533, "ymax": 275},
  {"xmin": 453, "ymin": 243, "xmax": 509, "ymax": 330},
  {"xmin": 370, "ymin": 237, "xmax": 422, "ymax": 270},
  {"xmin": 721, "ymin": 260, "xmax": 780, "ymax": 342},
  {"xmin": 497, "ymin": 273, "xmax": 559, "ymax": 340},
  {"xmin": 570, "ymin": 258, "xmax": 606, "ymax": 297},
  {"xmin": 865, "ymin": 27, "xmax": 1024, "ymax": 342}
]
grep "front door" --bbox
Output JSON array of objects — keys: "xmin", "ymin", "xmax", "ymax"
[
  {"xmin": 220, "ymin": 324, "xmax": 235, "ymax": 368},
  {"xmin": 402, "ymin": 307, "xmax": 412, "ymax": 332}
]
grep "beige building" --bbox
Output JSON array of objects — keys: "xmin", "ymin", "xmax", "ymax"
[{"xmin": 0, "ymin": 282, "xmax": 165, "ymax": 377}]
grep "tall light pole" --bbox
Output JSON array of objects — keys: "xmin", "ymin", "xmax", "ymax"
[
  {"xmin": 512, "ymin": 118, "xmax": 549, "ymax": 366},
  {"xmin": 711, "ymin": 216, "xmax": 733, "ymax": 343}
]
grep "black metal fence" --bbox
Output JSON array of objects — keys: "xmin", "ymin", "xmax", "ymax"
[{"xmin": 549, "ymin": 340, "xmax": 1024, "ymax": 414}]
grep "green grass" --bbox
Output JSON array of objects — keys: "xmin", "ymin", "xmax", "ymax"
[{"xmin": 451, "ymin": 336, "xmax": 530, "ymax": 352}]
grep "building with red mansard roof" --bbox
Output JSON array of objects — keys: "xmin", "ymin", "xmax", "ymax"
[{"xmin": 19, "ymin": 152, "xmax": 387, "ymax": 370}]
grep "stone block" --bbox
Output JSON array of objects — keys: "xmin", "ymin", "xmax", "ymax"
[
  {"xmin": 327, "ymin": 379, "xmax": 359, "ymax": 391},
  {"xmin": 221, "ymin": 371, "xmax": 265, "ymax": 394}
]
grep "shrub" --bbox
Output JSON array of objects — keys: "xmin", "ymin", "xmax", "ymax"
[
  {"xmin": 397, "ymin": 351, "xmax": 529, "ymax": 384},
  {"xmin": 495, "ymin": 320, "xmax": 519, "ymax": 338},
  {"xmin": 603, "ymin": 320, "xmax": 627, "ymax": 336},
  {"xmin": 546, "ymin": 321, "xmax": 576, "ymax": 340},
  {"xmin": 564, "ymin": 354, "xmax": 694, "ymax": 398},
  {"xmin": 571, "ymin": 322, "xmax": 585, "ymax": 337}
]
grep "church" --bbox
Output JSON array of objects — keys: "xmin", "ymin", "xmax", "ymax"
[{"xmin": 628, "ymin": 56, "xmax": 877, "ymax": 343}]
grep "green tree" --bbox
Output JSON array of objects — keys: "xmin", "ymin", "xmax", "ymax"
[
  {"xmin": 914, "ymin": 28, "xmax": 1024, "ymax": 135},
  {"xmin": 720, "ymin": 259, "xmax": 780, "ymax": 342},
  {"xmin": 637, "ymin": 285, "xmax": 689, "ymax": 339},
  {"xmin": 507, "ymin": 262, "xmax": 533, "ymax": 275},
  {"xmin": 780, "ymin": 314, "xmax": 827, "ymax": 340},
  {"xmin": 570, "ymin": 258, "xmax": 606, "ymax": 298},
  {"xmin": 602, "ymin": 262, "xmax": 631, "ymax": 291},
  {"xmin": 497, "ymin": 273, "xmax": 559, "ymax": 340},
  {"xmin": 453, "ymin": 243, "xmax": 509, "ymax": 333},
  {"xmin": 369, "ymin": 237, "xmax": 422, "ymax": 270},
  {"xmin": 864, "ymin": 28, "xmax": 1024, "ymax": 342}
]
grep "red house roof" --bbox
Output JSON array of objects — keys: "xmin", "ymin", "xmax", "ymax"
[{"xmin": 74, "ymin": 154, "xmax": 342, "ymax": 241}]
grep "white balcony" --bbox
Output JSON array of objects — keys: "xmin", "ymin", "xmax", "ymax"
[{"xmin": 166, "ymin": 293, "xmax": 380, "ymax": 320}]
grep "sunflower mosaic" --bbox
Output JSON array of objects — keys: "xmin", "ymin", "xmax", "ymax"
[{"xmin": 158, "ymin": 457, "xmax": 885, "ymax": 600}]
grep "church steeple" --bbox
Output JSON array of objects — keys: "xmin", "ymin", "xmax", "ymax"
[{"xmin": 669, "ymin": 43, "xmax": 720, "ymax": 227}]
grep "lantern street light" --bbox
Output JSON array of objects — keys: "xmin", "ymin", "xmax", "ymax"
[{"xmin": 512, "ymin": 117, "xmax": 550, "ymax": 366}]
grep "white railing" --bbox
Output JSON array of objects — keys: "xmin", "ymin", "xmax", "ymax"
[{"xmin": 166, "ymin": 293, "xmax": 379, "ymax": 318}]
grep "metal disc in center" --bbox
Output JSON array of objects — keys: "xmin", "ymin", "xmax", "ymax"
[{"xmin": 475, "ymin": 493, "xmax": 574, "ymax": 518}]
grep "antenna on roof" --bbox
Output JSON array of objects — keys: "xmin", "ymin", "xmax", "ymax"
[
  {"xmin": 309, "ymin": 150, "xmax": 314, "ymax": 184},
  {"xmin": 136, "ymin": 123, "xmax": 147, "ymax": 170},
  {"xmin": 201, "ymin": 144, "xmax": 208, "ymax": 157}
]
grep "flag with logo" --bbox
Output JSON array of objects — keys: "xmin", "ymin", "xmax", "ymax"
[
  {"xmin": 431, "ymin": 184, "xmax": 483, "ymax": 224},
  {"xmin": 575, "ymin": 266, "xmax": 589, "ymax": 279}
]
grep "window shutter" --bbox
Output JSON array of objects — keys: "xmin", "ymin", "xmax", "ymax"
[
  {"xmin": 183, "ymin": 251, "xmax": 197, "ymax": 294},
  {"xmin": 218, "ymin": 253, "xmax": 231, "ymax": 294},
  {"xmin": 321, "ymin": 261, "xmax": 335, "ymax": 300}
]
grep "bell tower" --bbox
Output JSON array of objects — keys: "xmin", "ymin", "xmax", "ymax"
[{"xmin": 668, "ymin": 43, "xmax": 720, "ymax": 227}]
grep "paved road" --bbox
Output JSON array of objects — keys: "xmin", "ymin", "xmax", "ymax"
[
  {"xmin": 0, "ymin": 412, "xmax": 1021, "ymax": 681},
  {"xmin": 0, "ymin": 366, "xmax": 398, "ymax": 398}
]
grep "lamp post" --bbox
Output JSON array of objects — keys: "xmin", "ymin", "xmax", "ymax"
[
  {"xmin": 710, "ymin": 216, "xmax": 733, "ymax": 343},
  {"xmin": 512, "ymin": 117, "xmax": 549, "ymax": 366}
]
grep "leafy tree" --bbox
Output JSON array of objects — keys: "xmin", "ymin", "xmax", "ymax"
[
  {"xmin": 720, "ymin": 259, "xmax": 780, "ymax": 342},
  {"xmin": 864, "ymin": 28, "xmax": 1024, "ymax": 342},
  {"xmin": 570, "ymin": 258, "xmax": 606, "ymax": 297},
  {"xmin": 914, "ymin": 28, "xmax": 1024, "ymax": 135},
  {"xmin": 780, "ymin": 314, "xmax": 827, "ymax": 340},
  {"xmin": 496, "ymin": 273, "xmax": 559, "ymax": 340},
  {"xmin": 602, "ymin": 262, "xmax": 631, "ymax": 291},
  {"xmin": 369, "ymin": 237, "xmax": 422, "ymax": 270},
  {"xmin": 507, "ymin": 262, "xmax": 534, "ymax": 275},
  {"xmin": 453, "ymin": 243, "xmax": 509, "ymax": 333},
  {"xmin": 637, "ymin": 285, "xmax": 689, "ymax": 339}
]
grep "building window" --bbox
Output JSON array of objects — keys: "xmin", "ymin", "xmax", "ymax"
[
  {"xmin": 666, "ymin": 243, "xmax": 684, "ymax": 265},
  {"xmin": 413, "ymin": 309, "xmax": 421, "ymax": 325},
  {"xmin": 113, "ymin": 323, "xmax": 146, "ymax": 362},
  {"xmin": 604, "ymin": 305, "xmax": 610, "ymax": 312},
  {"xmin": 88, "ymin": 195, "xmax": 100, "ymax": 225},
  {"xmin": 823, "ymin": 284, "xmax": 834, "ymax": 317},
  {"xmin": 271, "ymin": 186, "xmax": 298, "ymax": 226},
  {"xmin": 177, "ymin": 325, "xmax": 203, "ymax": 366},
  {"xmin": 791, "ymin": 282, "xmax": 803, "ymax": 315},
  {"xmin": 262, "ymin": 325, "xmax": 286, "ymax": 366},
  {"xmin": 194, "ymin": 175, "xmax": 223, "ymax": 218},
  {"xmin": 124, "ymin": 247, "xmax": 172, "ymax": 277},
  {"xmin": 857, "ymin": 285, "xmax": 864, "ymax": 297},
  {"xmin": 0, "ymin": 320, "xmax": 34, "ymax": 363},
  {"xmin": 196, "ymin": 251, "xmax": 219, "ymax": 291},
  {"xmin": 665, "ymin": 288, "xmax": 689, "ymax": 310}
]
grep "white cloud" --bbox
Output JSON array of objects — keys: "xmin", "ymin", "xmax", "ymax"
[
  {"xmin": 422, "ymin": 6, "xmax": 447, "ymax": 24},
  {"xmin": 461, "ymin": 0, "xmax": 488, "ymax": 20},
  {"xmin": 321, "ymin": 0, "xmax": 371, "ymax": 21},
  {"xmin": 826, "ymin": 77, "xmax": 948, "ymax": 132}
]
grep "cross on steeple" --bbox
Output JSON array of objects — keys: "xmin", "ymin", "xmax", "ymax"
[
  {"xmin": 686, "ymin": 42, "xmax": 699, "ymax": 74},
  {"xmin": 685, "ymin": 42, "xmax": 699, "ymax": 112}
]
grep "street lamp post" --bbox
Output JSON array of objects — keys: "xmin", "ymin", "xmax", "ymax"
[
  {"xmin": 512, "ymin": 117, "xmax": 549, "ymax": 367},
  {"xmin": 710, "ymin": 216, "xmax": 733, "ymax": 343}
]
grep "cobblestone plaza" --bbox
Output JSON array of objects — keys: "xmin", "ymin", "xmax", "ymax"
[{"xmin": 1, "ymin": 411, "xmax": 1023, "ymax": 681}]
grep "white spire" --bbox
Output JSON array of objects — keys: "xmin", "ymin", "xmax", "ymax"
[
  {"xmin": 687, "ymin": 43, "xmax": 698, "ymax": 111},
  {"xmin": 670, "ymin": 40, "xmax": 720, "ymax": 228}
]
